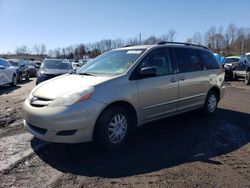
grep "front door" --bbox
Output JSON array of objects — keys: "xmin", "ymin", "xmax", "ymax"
[{"xmin": 136, "ymin": 47, "xmax": 178, "ymax": 122}]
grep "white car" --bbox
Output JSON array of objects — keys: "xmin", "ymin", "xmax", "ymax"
[{"xmin": 0, "ymin": 58, "xmax": 18, "ymax": 86}]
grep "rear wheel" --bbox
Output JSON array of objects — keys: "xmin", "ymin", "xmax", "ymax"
[
  {"xmin": 203, "ymin": 91, "xmax": 218, "ymax": 116},
  {"xmin": 94, "ymin": 106, "xmax": 131, "ymax": 149},
  {"xmin": 10, "ymin": 74, "xmax": 17, "ymax": 86},
  {"xmin": 245, "ymin": 72, "xmax": 250, "ymax": 85}
]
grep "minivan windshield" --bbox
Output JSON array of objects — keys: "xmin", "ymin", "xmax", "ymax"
[
  {"xmin": 41, "ymin": 60, "xmax": 71, "ymax": 70},
  {"xmin": 77, "ymin": 49, "xmax": 145, "ymax": 76}
]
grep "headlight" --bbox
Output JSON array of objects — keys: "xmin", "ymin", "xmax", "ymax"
[{"xmin": 48, "ymin": 87, "xmax": 95, "ymax": 107}]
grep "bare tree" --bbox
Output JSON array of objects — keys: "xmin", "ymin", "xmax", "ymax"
[
  {"xmin": 40, "ymin": 44, "xmax": 47, "ymax": 57},
  {"xmin": 47, "ymin": 49, "xmax": 55, "ymax": 57},
  {"xmin": 54, "ymin": 48, "xmax": 61, "ymax": 58},
  {"xmin": 186, "ymin": 38, "xmax": 192, "ymax": 44},
  {"xmin": 15, "ymin": 45, "xmax": 29, "ymax": 55},
  {"xmin": 33, "ymin": 44, "xmax": 40, "ymax": 55},
  {"xmin": 126, "ymin": 37, "xmax": 140, "ymax": 46},
  {"xmin": 143, "ymin": 35, "xmax": 159, "ymax": 44},
  {"xmin": 236, "ymin": 27, "xmax": 250, "ymax": 54},
  {"xmin": 111, "ymin": 39, "xmax": 125, "ymax": 49},
  {"xmin": 168, "ymin": 29, "xmax": 176, "ymax": 42},
  {"xmin": 192, "ymin": 32, "xmax": 203, "ymax": 45},
  {"xmin": 204, "ymin": 26, "xmax": 216, "ymax": 49}
]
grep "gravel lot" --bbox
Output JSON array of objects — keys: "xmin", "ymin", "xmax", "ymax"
[{"xmin": 0, "ymin": 78, "xmax": 250, "ymax": 188}]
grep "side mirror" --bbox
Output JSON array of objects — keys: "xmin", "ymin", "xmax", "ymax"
[
  {"xmin": 139, "ymin": 66, "xmax": 157, "ymax": 78},
  {"xmin": 0, "ymin": 65, "xmax": 5, "ymax": 69}
]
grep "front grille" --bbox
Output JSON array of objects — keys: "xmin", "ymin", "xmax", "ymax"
[{"xmin": 27, "ymin": 123, "xmax": 47, "ymax": 135}]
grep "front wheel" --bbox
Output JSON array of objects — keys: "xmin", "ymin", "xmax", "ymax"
[
  {"xmin": 10, "ymin": 74, "xmax": 17, "ymax": 86},
  {"xmin": 25, "ymin": 72, "xmax": 30, "ymax": 81},
  {"xmin": 203, "ymin": 91, "xmax": 218, "ymax": 116},
  {"xmin": 245, "ymin": 72, "xmax": 250, "ymax": 85},
  {"xmin": 94, "ymin": 106, "xmax": 131, "ymax": 149},
  {"xmin": 18, "ymin": 74, "xmax": 22, "ymax": 83}
]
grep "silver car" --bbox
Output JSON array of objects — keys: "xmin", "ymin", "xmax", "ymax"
[
  {"xmin": 0, "ymin": 58, "xmax": 18, "ymax": 87},
  {"xmin": 22, "ymin": 42, "xmax": 225, "ymax": 149}
]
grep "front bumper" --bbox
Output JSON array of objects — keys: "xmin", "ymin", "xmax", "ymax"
[{"xmin": 22, "ymin": 98, "xmax": 105, "ymax": 143}]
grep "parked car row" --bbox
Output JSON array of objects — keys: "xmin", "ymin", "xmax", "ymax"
[
  {"xmin": 0, "ymin": 58, "xmax": 43, "ymax": 87},
  {"xmin": 0, "ymin": 58, "xmax": 18, "ymax": 87},
  {"xmin": 0, "ymin": 56, "xmax": 92, "ymax": 88},
  {"xmin": 221, "ymin": 53, "xmax": 250, "ymax": 84}
]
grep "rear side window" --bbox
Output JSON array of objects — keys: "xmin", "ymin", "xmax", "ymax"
[
  {"xmin": 198, "ymin": 50, "xmax": 220, "ymax": 69},
  {"xmin": 174, "ymin": 48, "xmax": 203, "ymax": 73}
]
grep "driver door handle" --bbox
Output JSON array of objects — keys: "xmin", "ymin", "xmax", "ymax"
[
  {"xmin": 179, "ymin": 76, "xmax": 185, "ymax": 81},
  {"xmin": 170, "ymin": 77, "xmax": 177, "ymax": 83}
]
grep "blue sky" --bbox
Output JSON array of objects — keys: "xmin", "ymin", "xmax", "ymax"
[{"xmin": 0, "ymin": 0, "xmax": 250, "ymax": 53}]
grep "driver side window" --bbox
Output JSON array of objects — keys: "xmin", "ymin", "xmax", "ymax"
[{"xmin": 140, "ymin": 48, "xmax": 173, "ymax": 76}]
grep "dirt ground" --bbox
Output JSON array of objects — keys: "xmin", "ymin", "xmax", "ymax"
[{"xmin": 0, "ymin": 78, "xmax": 250, "ymax": 188}]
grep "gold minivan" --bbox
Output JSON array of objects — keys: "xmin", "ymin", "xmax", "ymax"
[{"xmin": 22, "ymin": 42, "xmax": 225, "ymax": 149}]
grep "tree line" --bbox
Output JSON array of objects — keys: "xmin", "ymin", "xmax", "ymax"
[
  {"xmin": 187, "ymin": 23, "xmax": 250, "ymax": 55},
  {"xmin": 4, "ymin": 23, "xmax": 250, "ymax": 59}
]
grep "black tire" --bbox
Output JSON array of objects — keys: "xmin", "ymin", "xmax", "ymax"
[
  {"xmin": 245, "ymin": 72, "xmax": 250, "ymax": 85},
  {"xmin": 94, "ymin": 106, "xmax": 131, "ymax": 150},
  {"xmin": 25, "ymin": 72, "xmax": 30, "ymax": 81},
  {"xmin": 232, "ymin": 71, "xmax": 237, "ymax": 81},
  {"xmin": 10, "ymin": 74, "xmax": 17, "ymax": 87},
  {"xmin": 203, "ymin": 90, "xmax": 218, "ymax": 116},
  {"xmin": 18, "ymin": 74, "xmax": 22, "ymax": 83}
]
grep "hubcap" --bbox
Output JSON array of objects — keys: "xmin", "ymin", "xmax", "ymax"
[
  {"xmin": 108, "ymin": 113, "xmax": 128, "ymax": 144},
  {"xmin": 208, "ymin": 94, "xmax": 217, "ymax": 113}
]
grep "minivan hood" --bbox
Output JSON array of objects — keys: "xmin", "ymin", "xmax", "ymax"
[{"xmin": 32, "ymin": 74, "xmax": 112, "ymax": 99}]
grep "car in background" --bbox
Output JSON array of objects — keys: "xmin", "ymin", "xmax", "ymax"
[
  {"xmin": 28, "ymin": 61, "xmax": 37, "ymax": 77},
  {"xmin": 81, "ymin": 58, "xmax": 92, "ymax": 65},
  {"xmin": 213, "ymin": 53, "xmax": 225, "ymax": 65},
  {"xmin": 34, "ymin": 61, "xmax": 41, "ymax": 69},
  {"xmin": 232, "ymin": 54, "xmax": 250, "ymax": 84},
  {"xmin": 71, "ymin": 60, "xmax": 83, "ymax": 69},
  {"xmin": 0, "ymin": 58, "xmax": 17, "ymax": 87},
  {"xmin": 8, "ymin": 59, "xmax": 30, "ymax": 82},
  {"xmin": 36, "ymin": 59, "xmax": 75, "ymax": 85},
  {"xmin": 224, "ymin": 56, "xmax": 241, "ymax": 78}
]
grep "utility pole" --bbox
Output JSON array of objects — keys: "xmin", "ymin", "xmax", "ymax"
[{"xmin": 139, "ymin": 32, "xmax": 142, "ymax": 45}]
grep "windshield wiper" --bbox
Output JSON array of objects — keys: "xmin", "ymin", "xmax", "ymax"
[{"xmin": 78, "ymin": 72, "xmax": 96, "ymax": 76}]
